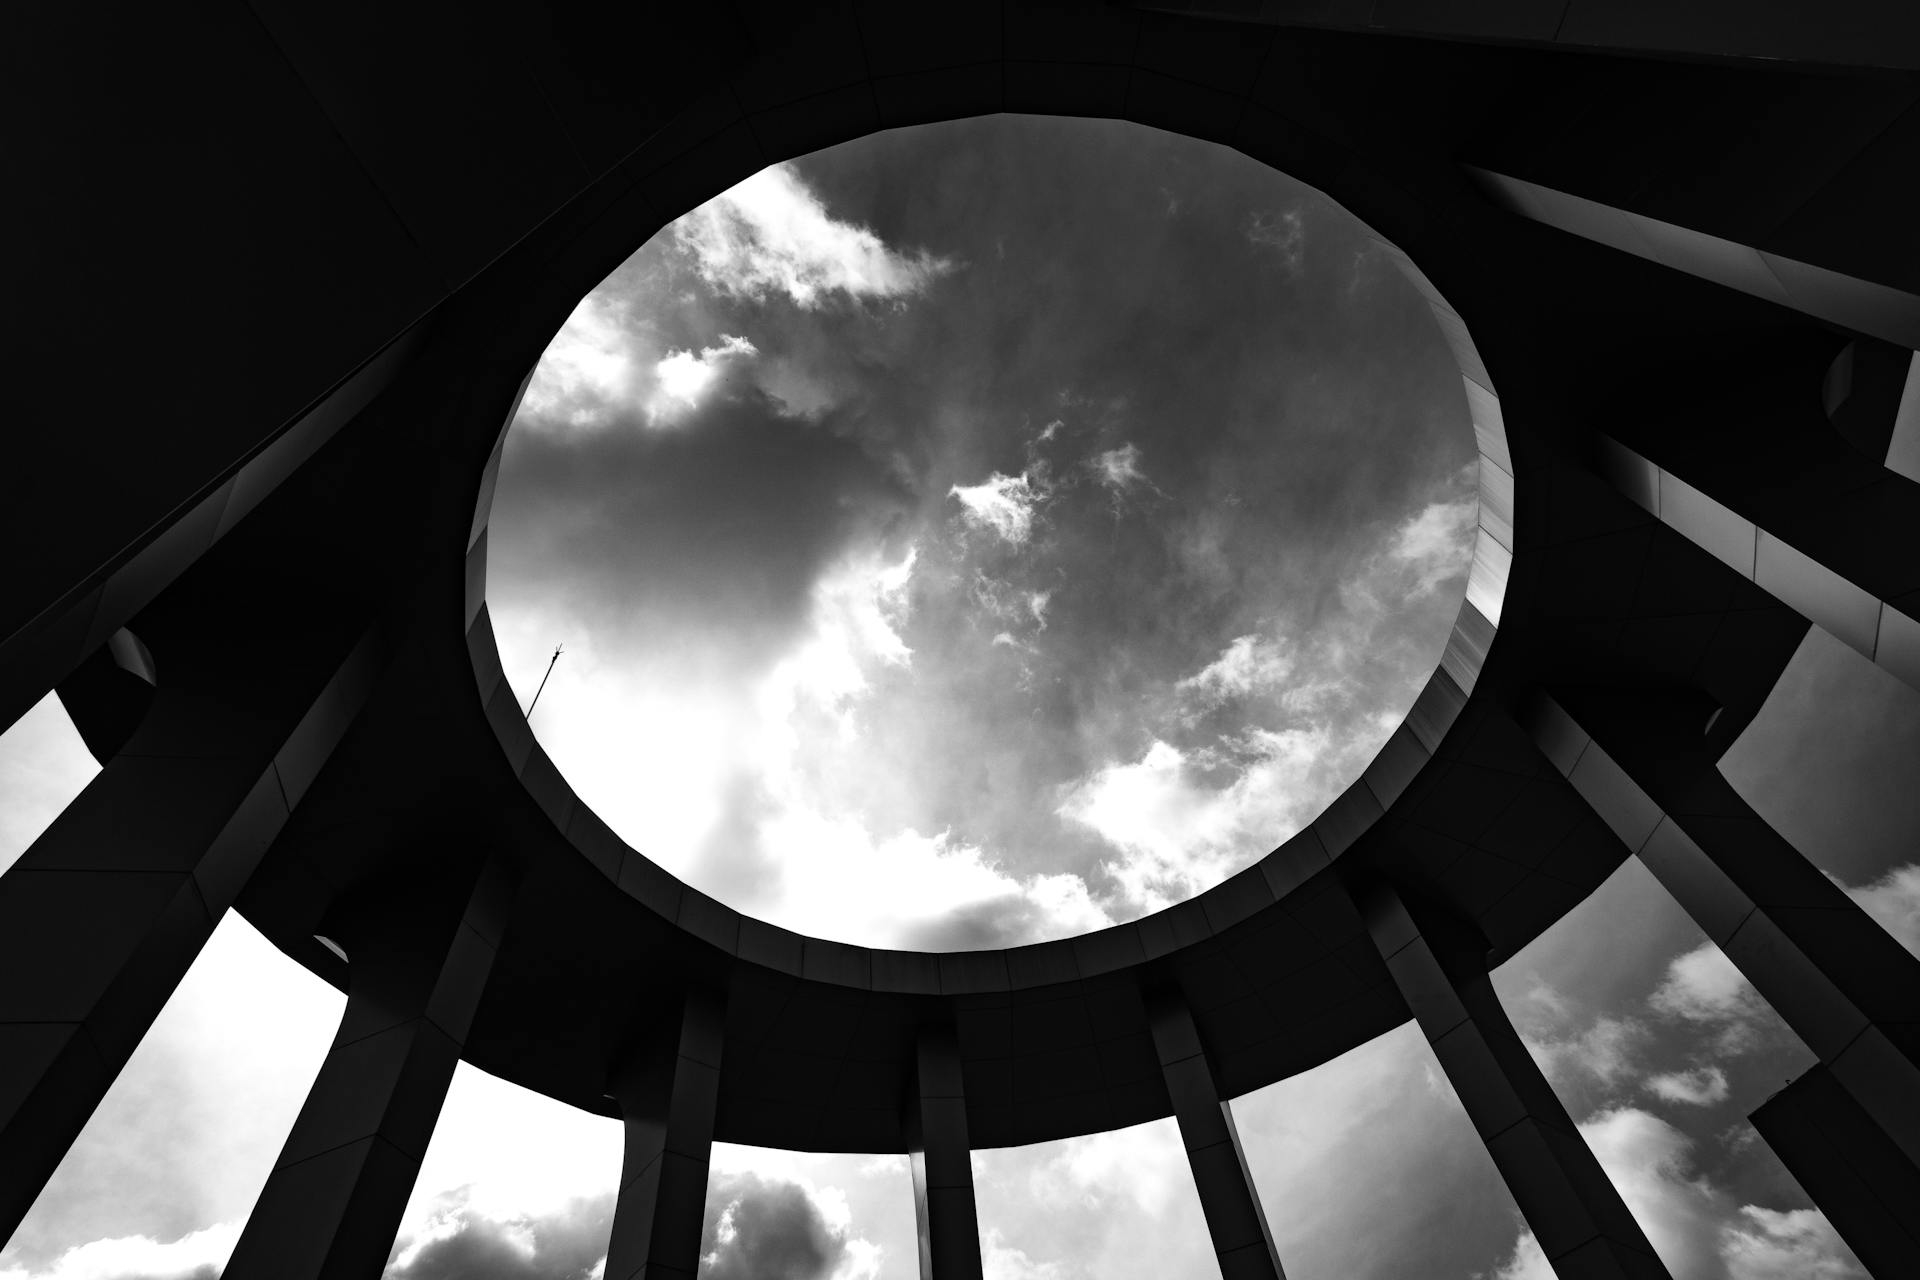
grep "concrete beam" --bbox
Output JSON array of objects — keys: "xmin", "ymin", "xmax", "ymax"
[
  {"xmin": 1350, "ymin": 874, "xmax": 1672, "ymax": 1279},
  {"xmin": 1523, "ymin": 689, "xmax": 1920, "ymax": 1172},
  {"xmin": 908, "ymin": 1025, "xmax": 984, "ymax": 1280},
  {"xmin": 1146, "ymin": 988, "xmax": 1287, "ymax": 1280},
  {"xmin": 222, "ymin": 855, "xmax": 517, "ymax": 1280}
]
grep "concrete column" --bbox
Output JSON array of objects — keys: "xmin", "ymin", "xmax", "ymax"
[
  {"xmin": 0, "ymin": 625, "xmax": 383, "ymax": 1244},
  {"xmin": 222, "ymin": 856, "xmax": 515, "ymax": 1280},
  {"xmin": 1590, "ymin": 434, "xmax": 1920, "ymax": 696},
  {"xmin": 1352, "ymin": 875, "xmax": 1672, "ymax": 1279},
  {"xmin": 1469, "ymin": 166, "xmax": 1920, "ymax": 352},
  {"xmin": 603, "ymin": 989, "xmax": 726, "ymax": 1280},
  {"xmin": 1145, "ymin": 988, "xmax": 1286, "ymax": 1280},
  {"xmin": 1750, "ymin": 1064, "xmax": 1920, "ymax": 1277},
  {"xmin": 908, "ymin": 1025, "xmax": 983, "ymax": 1280},
  {"xmin": 1527, "ymin": 689, "xmax": 1920, "ymax": 1171},
  {"xmin": 55, "ymin": 627, "xmax": 156, "ymax": 763},
  {"xmin": 1823, "ymin": 337, "xmax": 1917, "ymax": 467}
]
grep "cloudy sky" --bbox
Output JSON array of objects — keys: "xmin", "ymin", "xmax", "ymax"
[
  {"xmin": 487, "ymin": 115, "xmax": 1478, "ymax": 949},
  {"xmin": 2, "ymin": 117, "xmax": 1916, "ymax": 1280}
]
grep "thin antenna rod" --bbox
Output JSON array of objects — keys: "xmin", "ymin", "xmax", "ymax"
[{"xmin": 526, "ymin": 644, "xmax": 564, "ymax": 719}]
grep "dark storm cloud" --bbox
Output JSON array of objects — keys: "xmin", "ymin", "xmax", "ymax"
[
  {"xmin": 385, "ymin": 1191, "xmax": 613, "ymax": 1280},
  {"xmin": 790, "ymin": 115, "xmax": 1469, "ymax": 533},
  {"xmin": 492, "ymin": 385, "xmax": 914, "ymax": 680},
  {"xmin": 769, "ymin": 117, "xmax": 1475, "ymax": 864},
  {"xmin": 700, "ymin": 1172, "xmax": 851, "ymax": 1280},
  {"xmin": 374, "ymin": 1172, "xmax": 855, "ymax": 1280}
]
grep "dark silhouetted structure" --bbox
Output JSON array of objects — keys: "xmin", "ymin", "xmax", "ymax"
[{"xmin": 6, "ymin": 4, "xmax": 1919, "ymax": 1277}]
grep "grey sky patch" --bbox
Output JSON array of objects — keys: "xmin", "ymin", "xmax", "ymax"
[
  {"xmin": 1245, "ymin": 208, "xmax": 1306, "ymax": 271},
  {"xmin": 493, "ymin": 385, "xmax": 914, "ymax": 684},
  {"xmin": 1721, "ymin": 626, "xmax": 1920, "ymax": 886},
  {"xmin": 1233, "ymin": 1023, "xmax": 1520, "ymax": 1280}
]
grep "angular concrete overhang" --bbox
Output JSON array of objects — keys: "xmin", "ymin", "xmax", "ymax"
[{"xmin": 108, "ymin": 2, "xmax": 1879, "ymax": 1154}]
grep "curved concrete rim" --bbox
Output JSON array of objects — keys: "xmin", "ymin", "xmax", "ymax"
[{"xmin": 461, "ymin": 109, "xmax": 1514, "ymax": 998}]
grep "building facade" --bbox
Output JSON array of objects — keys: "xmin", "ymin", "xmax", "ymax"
[{"xmin": 5, "ymin": 3, "xmax": 1920, "ymax": 1277}]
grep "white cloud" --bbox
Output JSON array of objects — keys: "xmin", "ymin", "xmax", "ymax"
[
  {"xmin": 1246, "ymin": 208, "xmax": 1305, "ymax": 269},
  {"xmin": 1483, "ymin": 1230, "xmax": 1553, "ymax": 1280},
  {"xmin": 1574, "ymin": 1107, "xmax": 1726, "ymax": 1278},
  {"xmin": 1056, "ymin": 474, "xmax": 1480, "ymax": 917},
  {"xmin": 749, "ymin": 809, "xmax": 1110, "ymax": 948},
  {"xmin": 1649, "ymin": 943, "xmax": 1772, "ymax": 1052},
  {"xmin": 1720, "ymin": 1205, "xmax": 1866, "ymax": 1280},
  {"xmin": 493, "ymin": 538, "xmax": 1113, "ymax": 949},
  {"xmin": 519, "ymin": 292, "xmax": 636, "ymax": 426},
  {"xmin": 1520, "ymin": 1014, "xmax": 1643, "ymax": 1089},
  {"xmin": 1485, "ymin": 1106, "xmax": 1866, "ymax": 1280},
  {"xmin": 1176, "ymin": 635, "xmax": 1292, "ymax": 709},
  {"xmin": 1090, "ymin": 442, "xmax": 1148, "ymax": 492},
  {"xmin": 519, "ymin": 162, "xmax": 958, "ymax": 430},
  {"xmin": 1040, "ymin": 1120, "xmax": 1188, "ymax": 1216},
  {"xmin": 759, "ymin": 545, "xmax": 917, "ymax": 724},
  {"xmin": 0, "ymin": 1221, "xmax": 239, "ymax": 1280},
  {"xmin": 1058, "ymin": 729, "xmax": 1337, "ymax": 912},
  {"xmin": 982, "ymin": 1230, "xmax": 1067, "ymax": 1280},
  {"xmin": 651, "ymin": 334, "xmax": 757, "ymax": 418},
  {"xmin": 518, "ymin": 298, "xmax": 761, "ymax": 430},
  {"xmin": 675, "ymin": 164, "xmax": 955, "ymax": 308},
  {"xmin": 950, "ymin": 471, "xmax": 1045, "ymax": 545},
  {"xmin": 1646, "ymin": 1065, "xmax": 1730, "ymax": 1107},
  {"xmin": 973, "ymin": 1116, "xmax": 1214, "ymax": 1280},
  {"xmin": 968, "ymin": 573, "xmax": 1054, "ymax": 629},
  {"xmin": 1390, "ymin": 498, "xmax": 1478, "ymax": 595},
  {"xmin": 731, "ymin": 547, "xmax": 1115, "ymax": 946},
  {"xmin": 1843, "ymin": 861, "xmax": 1920, "ymax": 959}
]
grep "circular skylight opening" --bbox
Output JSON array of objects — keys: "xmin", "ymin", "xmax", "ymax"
[{"xmin": 485, "ymin": 115, "xmax": 1483, "ymax": 950}]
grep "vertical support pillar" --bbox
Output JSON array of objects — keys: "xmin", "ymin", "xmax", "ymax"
[
  {"xmin": 1352, "ymin": 875, "xmax": 1672, "ymax": 1280},
  {"xmin": 55, "ymin": 627, "xmax": 157, "ymax": 763},
  {"xmin": 907, "ymin": 1024, "xmax": 983, "ymax": 1280},
  {"xmin": 1527, "ymin": 689, "xmax": 1920, "ymax": 1171},
  {"xmin": 1146, "ymin": 988, "xmax": 1286, "ymax": 1280},
  {"xmin": 603, "ymin": 988, "xmax": 726, "ymax": 1280},
  {"xmin": 222, "ymin": 855, "xmax": 515, "ymax": 1280},
  {"xmin": 1750, "ymin": 1064, "xmax": 1920, "ymax": 1277},
  {"xmin": 0, "ymin": 625, "xmax": 382, "ymax": 1244}
]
